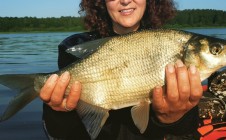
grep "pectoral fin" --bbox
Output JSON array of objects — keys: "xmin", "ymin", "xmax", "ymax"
[
  {"xmin": 76, "ymin": 100, "xmax": 109, "ymax": 140},
  {"xmin": 131, "ymin": 99, "xmax": 151, "ymax": 133}
]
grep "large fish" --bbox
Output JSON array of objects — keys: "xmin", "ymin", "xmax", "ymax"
[{"xmin": 0, "ymin": 29, "xmax": 226, "ymax": 139}]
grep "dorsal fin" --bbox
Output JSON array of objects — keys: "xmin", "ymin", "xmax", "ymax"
[{"xmin": 66, "ymin": 37, "xmax": 111, "ymax": 59}]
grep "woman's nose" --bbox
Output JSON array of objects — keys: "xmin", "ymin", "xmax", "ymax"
[{"xmin": 120, "ymin": 0, "xmax": 132, "ymax": 5}]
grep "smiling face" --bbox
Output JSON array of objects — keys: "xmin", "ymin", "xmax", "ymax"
[{"xmin": 105, "ymin": 0, "xmax": 146, "ymax": 34}]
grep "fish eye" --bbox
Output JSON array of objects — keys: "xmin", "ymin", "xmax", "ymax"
[{"xmin": 209, "ymin": 43, "xmax": 223, "ymax": 55}]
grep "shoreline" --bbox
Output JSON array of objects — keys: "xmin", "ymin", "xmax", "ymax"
[
  {"xmin": 0, "ymin": 30, "xmax": 86, "ymax": 34},
  {"xmin": 1, "ymin": 27, "xmax": 226, "ymax": 34}
]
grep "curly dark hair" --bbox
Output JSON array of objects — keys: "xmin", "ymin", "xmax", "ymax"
[{"xmin": 79, "ymin": 0, "xmax": 176, "ymax": 37}]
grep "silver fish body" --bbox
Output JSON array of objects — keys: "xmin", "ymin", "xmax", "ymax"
[
  {"xmin": 0, "ymin": 29, "xmax": 226, "ymax": 139},
  {"xmin": 37, "ymin": 29, "xmax": 226, "ymax": 110}
]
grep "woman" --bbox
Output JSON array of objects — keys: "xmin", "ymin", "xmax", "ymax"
[{"xmin": 40, "ymin": 0, "xmax": 203, "ymax": 139}]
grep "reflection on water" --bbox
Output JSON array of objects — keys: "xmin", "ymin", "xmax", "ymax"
[
  {"xmin": 0, "ymin": 29, "xmax": 225, "ymax": 139},
  {"xmin": 0, "ymin": 32, "xmax": 79, "ymax": 74}
]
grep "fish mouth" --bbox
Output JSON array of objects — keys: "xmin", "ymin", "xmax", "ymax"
[{"xmin": 119, "ymin": 8, "xmax": 135, "ymax": 15}]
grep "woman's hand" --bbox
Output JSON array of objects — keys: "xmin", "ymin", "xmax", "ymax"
[
  {"xmin": 39, "ymin": 71, "xmax": 81, "ymax": 112},
  {"xmin": 152, "ymin": 60, "xmax": 203, "ymax": 124}
]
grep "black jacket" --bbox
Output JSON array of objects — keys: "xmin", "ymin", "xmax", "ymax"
[{"xmin": 42, "ymin": 31, "xmax": 199, "ymax": 140}]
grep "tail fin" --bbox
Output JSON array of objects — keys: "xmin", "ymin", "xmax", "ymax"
[{"xmin": 0, "ymin": 74, "xmax": 39, "ymax": 121}]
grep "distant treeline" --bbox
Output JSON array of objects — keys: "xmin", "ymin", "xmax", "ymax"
[
  {"xmin": 0, "ymin": 16, "xmax": 85, "ymax": 32},
  {"xmin": 0, "ymin": 9, "xmax": 226, "ymax": 32},
  {"xmin": 167, "ymin": 9, "xmax": 226, "ymax": 28}
]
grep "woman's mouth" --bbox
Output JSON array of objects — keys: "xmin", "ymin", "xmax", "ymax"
[{"xmin": 119, "ymin": 8, "xmax": 135, "ymax": 16}]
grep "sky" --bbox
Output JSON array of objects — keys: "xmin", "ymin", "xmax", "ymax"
[{"xmin": 0, "ymin": 0, "xmax": 226, "ymax": 18}]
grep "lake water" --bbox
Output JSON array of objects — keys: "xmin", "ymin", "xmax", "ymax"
[{"xmin": 0, "ymin": 28, "xmax": 226, "ymax": 140}]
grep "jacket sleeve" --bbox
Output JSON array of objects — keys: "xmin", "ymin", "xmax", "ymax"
[
  {"xmin": 42, "ymin": 32, "xmax": 98, "ymax": 140},
  {"xmin": 144, "ymin": 105, "xmax": 199, "ymax": 139},
  {"xmin": 43, "ymin": 104, "xmax": 90, "ymax": 139}
]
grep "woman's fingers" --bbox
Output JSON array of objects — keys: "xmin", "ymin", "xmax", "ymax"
[
  {"xmin": 188, "ymin": 65, "xmax": 203, "ymax": 105},
  {"xmin": 51, "ymin": 81, "xmax": 81, "ymax": 112},
  {"xmin": 152, "ymin": 60, "xmax": 203, "ymax": 124},
  {"xmin": 51, "ymin": 71, "xmax": 70, "ymax": 106},
  {"xmin": 165, "ymin": 63, "xmax": 179, "ymax": 103},
  {"xmin": 175, "ymin": 60, "xmax": 190, "ymax": 103},
  {"xmin": 39, "ymin": 71, "xmax": 82, "ymax": 112},
  {"xmin": 66, "ymin": 81, "xmax": 82, "ymax": 110},
  {"xmin": 152, "ymin": 86, "xmax": 164, "ymax": 111},
  {"xmin": 40, "ymin": 74, "xmax": 59, "ymax": 103}
]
